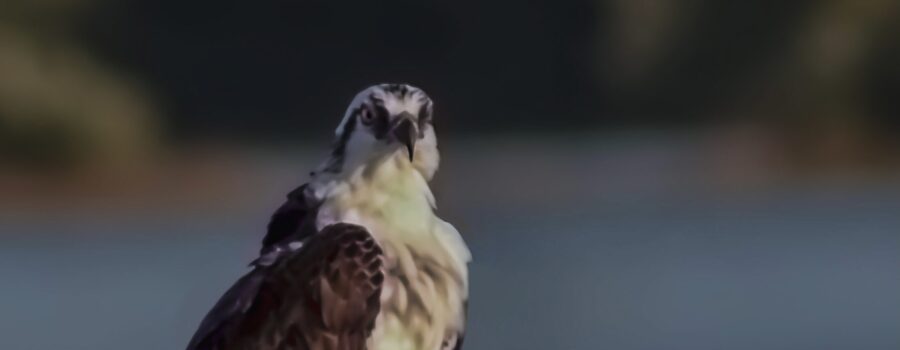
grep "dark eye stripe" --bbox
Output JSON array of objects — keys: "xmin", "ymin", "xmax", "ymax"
[
  {"xmin": 417, "ymin": 102, "xmax": 431, "ymax": 121},
  {"xmin": 417, "ymin": 102, "xmax": 432, "ymax": 138},
  {"xmin": 372, "ymin": 105, "xmax": 390, "ymax": 139}
]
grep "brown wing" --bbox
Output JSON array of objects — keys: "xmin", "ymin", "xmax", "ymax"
[{"xmin": 187, "ymin": 223, "xmax": 384, "ymax": 350}]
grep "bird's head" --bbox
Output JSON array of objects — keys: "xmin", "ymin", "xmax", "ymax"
[{"xmin": 322, "ymin": 83, "xmax": 439, "ymax": 180}]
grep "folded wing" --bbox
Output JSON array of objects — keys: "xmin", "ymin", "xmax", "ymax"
[{"xmin": 187, "ymin": 223, "xmax": 384, "ymax": 350}]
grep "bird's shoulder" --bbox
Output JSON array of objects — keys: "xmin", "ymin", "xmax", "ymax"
[{"xmin": 261, "ymin": 184, "xmax": 319, "ymax": 255}]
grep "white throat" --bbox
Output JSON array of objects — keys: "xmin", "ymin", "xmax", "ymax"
[{"xmin": 311, "ymin": 149, "xmax": 436, "ymax": 236}]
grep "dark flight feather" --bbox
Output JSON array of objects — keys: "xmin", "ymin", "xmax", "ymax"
[
  {"xmin": 186, "ymin": 223, "xmax": 385, "ymax": 350},
  {"xmin": 261, "ymin": 185, "xmax": 317, "ymax": 255}
]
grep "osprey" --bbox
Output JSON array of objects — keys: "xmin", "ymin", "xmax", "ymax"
[{"xmin": 186, "ymin": 84, "xmax": 471, "ymax": 350}]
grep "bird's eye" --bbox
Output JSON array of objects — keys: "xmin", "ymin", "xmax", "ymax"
[{"xmin": 359, "ymin": 107, "xmax": 375, "ymax": 125}]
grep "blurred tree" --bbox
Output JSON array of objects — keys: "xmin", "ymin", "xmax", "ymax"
[
  {"xmin": 0, "ymin": 0, "xmax": 160, "ymax": 173},
  {"xmin": 727, "ymin": 0, "xmax": 900, "ymax": 168}
]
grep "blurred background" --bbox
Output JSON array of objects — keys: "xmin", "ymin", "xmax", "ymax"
[{"xmin": 1, "ymin": 0, "xmax": 899, "ymax": 349}]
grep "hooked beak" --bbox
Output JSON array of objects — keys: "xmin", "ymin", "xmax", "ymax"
[{"xmin": 391, "ymin": 115, "xmax": 417, "ymax": 161}]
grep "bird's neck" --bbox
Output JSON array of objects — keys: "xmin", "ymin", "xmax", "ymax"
[{"xmin": 311, "ymin": 150, "xmax": 436, "ymax": 236}]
